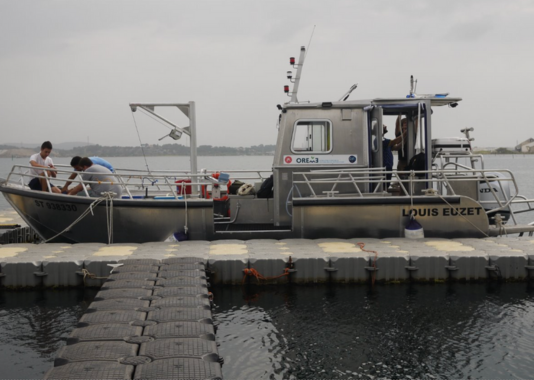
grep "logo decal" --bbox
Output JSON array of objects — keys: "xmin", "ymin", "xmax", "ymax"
[
  {"xmin": 349, "ymin": 155, "xmax": 356, "ymax": 163},
  {"xmin": 285, "ymin": 156, "xmax": 292, "ymax": 164}
]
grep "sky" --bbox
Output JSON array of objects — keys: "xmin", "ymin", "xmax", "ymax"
[{"xmin": 1, "ymin": 0, "xmax": 533, "ymax": 149}]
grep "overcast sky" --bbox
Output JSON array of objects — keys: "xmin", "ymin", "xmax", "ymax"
[{"xmin": 1, "ymin": 0, "xmax": 533, "ymax": 149}]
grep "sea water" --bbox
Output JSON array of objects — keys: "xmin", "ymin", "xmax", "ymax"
[
  {"xmin": 2, "ymin": 284, "xmax": 534, "ymax": 379},
  {"xmin": 1, "ymin": 155, "xmax": 534, "ymax": 378}
]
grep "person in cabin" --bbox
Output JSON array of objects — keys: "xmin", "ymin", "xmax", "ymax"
[
  {"xmin": 395, "ymin": 116, "xmax": 418, "ymax": 173},
  {"xmin": 67, "ymin": 157, "xmax": 122, "ymax": 198},
  {"xmin": 382, "ymin": 125, "xmax": 407, "ymax": 190},
  {"xmin": 28, "ymin": 141, "xmax": 61, "ymax": 193},
  {"xmin": 61, "ymin": 156, "xmax": 115, "ymax": 194}
]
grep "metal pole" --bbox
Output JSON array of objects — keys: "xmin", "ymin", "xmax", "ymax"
[
  {"xmin": 290, "ymin": 46, "xmax": 306, "ymax": 103},
  {"xmin": 424, "ymin": 100, "xmax": 432, "ymax": 188},
  {"xmin": 189, "ymin": 101, "xmax": 199, "ymax": 195}
]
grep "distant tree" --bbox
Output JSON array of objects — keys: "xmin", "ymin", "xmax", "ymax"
[{"xmin": 494, "ymin": 147, "xmax": 515, "ymax": 154}]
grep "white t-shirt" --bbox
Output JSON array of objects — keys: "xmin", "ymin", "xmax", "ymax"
[{"xmin": 29, "ymin": 153, "xmax": 54, "ymax": 178}]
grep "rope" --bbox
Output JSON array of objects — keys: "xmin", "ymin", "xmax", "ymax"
[
  {"xmin": 41, "ymin": 193, "xmax": 116, "ymax": 244},
  {"xmin": 183, "ymin": 186, "xmax": 189, "ymax": 236},
  {"xmin": 242, "ymin": 268, "xmax": 290, "ymax": 284},
  {"xmin": 407, "ymin": 172, "xmax": 418, "ymax": 222},
  {"xmin": 130, "ymin": 112, "xmax": 151, "ymax": 173},
  {"xmin": 438, "ymin": 194, "xmax": 489, "ymax": 237},
  {"xmin": 493, "ymin": 213, "xmax": 507, "ymax": 237},
  {"xmin": 80, "ymin": 269, "xmax": 108, "ymax": 286},
  {"xmin": 103, "ymin": 192, "xmax": 114, "ymax": 244},
  {"xmin": 357, "ymin": 242, "xmax": 378, "ymax": 286}
]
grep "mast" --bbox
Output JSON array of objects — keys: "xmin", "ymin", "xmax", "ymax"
[
  {"xmin": 129, "ymin": 102, "xmax": 199, "ymax": 194},
  {"xmin": 285, "ymin": 46, "xmax": 307, "ymax": 103}
]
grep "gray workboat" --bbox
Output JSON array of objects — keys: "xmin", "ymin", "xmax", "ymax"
[{"xmin": 2, "ymin": 46, "xmax": 534, "ymax": 243}]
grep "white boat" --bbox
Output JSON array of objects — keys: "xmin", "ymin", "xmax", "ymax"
[{"xmin": 2, "ymin": 46, "xmax": 534, "ymax": 243}]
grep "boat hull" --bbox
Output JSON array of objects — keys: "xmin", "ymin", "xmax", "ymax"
[{"xmin": 1, "ymin": 187, "xmax": 213, "ymax": 243}]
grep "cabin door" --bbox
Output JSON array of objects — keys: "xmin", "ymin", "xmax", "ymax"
[{"xmin": 369, "ymin": 106, "xmax": 383, "ymax": 191}]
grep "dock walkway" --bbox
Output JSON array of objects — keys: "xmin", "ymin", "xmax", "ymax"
[{"xmin": 44, "ymin": 257, "xmax": 223, "ymax": 379}]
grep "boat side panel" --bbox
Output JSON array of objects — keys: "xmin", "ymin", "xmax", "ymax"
[
  {"xmin": 293, "ymin": 196, "xmax": 489, "ymax": 238},
  {"xmin": 2, "ymin": 189, "xmax": 213, "ymax": 243}
]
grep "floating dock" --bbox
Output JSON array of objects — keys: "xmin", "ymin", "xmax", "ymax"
[
  {"xmin": 2, "ymin": 210, "xmax": 534, "ymax": 380},
  {"xmin": 1, "ymin": 237, "xmax": 534, "ymax": 287},
  {"xmin": 43, "ymin": 257, "xmax": 223, "ymax": 379}
]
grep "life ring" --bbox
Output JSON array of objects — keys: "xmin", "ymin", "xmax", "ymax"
[{"xmin": 238, "ymin": 183, "xmax": 255, "ymax": 196}]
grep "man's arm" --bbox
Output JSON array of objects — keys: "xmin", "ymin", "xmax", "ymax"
[
  {"xmin": 30, "ymin": 160, "xmax": 57, "ymax": 178},
  {"xmin": 389, "ymin": 130, "xmax": 408, "ymax": 148},
  {"xmin": 68, "ymin": 183, "xmax": 84, "ymax": 196},
  {"xmin": 62, "ymin": 172, "xmax": 78, "ymax": 193}
]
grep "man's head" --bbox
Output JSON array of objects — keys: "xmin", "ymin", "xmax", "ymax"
[
  {"xmin": 78, "ymin": 157, "xmax": 93, "ymax": 170},
  {"xmin": 70, "ymin": 156, "xmax": 83, "ymax": 171},
  {"xmin": 40, "ymin": 141, "xmax": 53, "ymax": 159}
]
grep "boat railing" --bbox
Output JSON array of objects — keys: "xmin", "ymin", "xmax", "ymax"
[
  {"xmin": 3, "ymin": 165, "xmax": 272, "ymax": 200},
  {"xmin": 292, "ymin": 167, "xmax": 534, "ymax": 225},
  {"xmin": 433, "ymin": 153, "xmax": 485, "ymax": 171}
]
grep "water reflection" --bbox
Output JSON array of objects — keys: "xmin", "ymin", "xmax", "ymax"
[
  {"xmin": 0, "ymin": 288, "xmax": 97, "ymax": 379},
  {"xmin": 213, "ymin": 283, "xmax": 534, "ymax": 380}
]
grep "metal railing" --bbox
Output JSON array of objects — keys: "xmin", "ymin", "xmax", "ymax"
[
  {"xmin": 291, "ymin": 167, "xmax": 534, "ymax": 225},
  {"xmin": 3, "ymin": 164, "xmax": 272, "ymax": 200}
]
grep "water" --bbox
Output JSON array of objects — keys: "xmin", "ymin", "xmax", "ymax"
[
  {"xmin": 213, "ymin": 283, "xmax": 534, "ymax": 380},
  {"xmin": 0, "ymin": 288, "xmax": 98, "ymax": 379},
  {"xmin": 3, "ymin": 284, "xmax": 534, "ymax": 379}
]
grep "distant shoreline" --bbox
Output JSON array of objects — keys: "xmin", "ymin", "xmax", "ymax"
[
  {"xmin": 0, "ymin": 143, "xmax": 277, "ymax": 159},
  {"xmin": 1, "ymin": 144, "xmax": 532, "ymax": 159}
]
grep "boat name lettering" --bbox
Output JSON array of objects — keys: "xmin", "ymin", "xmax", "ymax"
[
  {"xmin": 402, "ymin": 207, "xmax": 482, "ymax": 217},
  {"xmin": 283, "ymin": 155, "xmax": 358, "ymax": 165},
  {"xmin": 296, "ymin": 157, "xmax": 319, "ymax": 164},
  {"xmin": 34, "ymin": 200, "xmax": 78, "ymax": 212}
]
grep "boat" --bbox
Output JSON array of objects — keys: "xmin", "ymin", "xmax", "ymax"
[{"xmin": 2, "ymin": 46, "xmax": 534, "ymax": 243}]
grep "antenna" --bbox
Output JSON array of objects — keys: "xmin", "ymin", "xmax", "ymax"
[
  {"xmin": 338, "ymin": 84, "xmax": 358, "ymax": 101},
  {"xmin": 305, "ymin": 25, "xmax": 316, "ymax": 58}
]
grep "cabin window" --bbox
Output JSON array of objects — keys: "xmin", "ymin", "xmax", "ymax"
[
  {"xmin": 291, "ymin": 120, "xmax": 332, "ymax": 153},
  {"xmin": 371, "ymin": 118, "xmax": 379, "ymax": 153}
]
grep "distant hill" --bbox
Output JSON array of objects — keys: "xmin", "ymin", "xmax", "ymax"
[
  {"xmin": 0, "ymin": 143, "xmax": 277, "ymax": 158},
  {"xmin": 0, "ymin": 148, "xmax": 35, "ymax": 158},
  {"xmin": 3, "ymin": 141, "xmax": 93, "ymax": 150}
]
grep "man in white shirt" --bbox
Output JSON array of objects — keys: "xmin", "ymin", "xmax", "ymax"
[{"xmin": 29, "ymin": 141, "xmax": 61, "ymax": 193}]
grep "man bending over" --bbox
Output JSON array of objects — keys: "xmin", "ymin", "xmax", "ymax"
[
  {"xmin": 67, "ymin": 157, "xmax": 122, "ymax": 198},
  {"xmin": 61, "ymin": 156, "xmax": 114, "ymax": 194}
]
